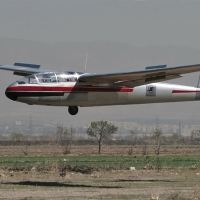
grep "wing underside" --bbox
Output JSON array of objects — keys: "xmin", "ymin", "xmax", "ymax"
[{"xmin": 78, "ymin": 64, "xmax": 200, "ymax": 87}]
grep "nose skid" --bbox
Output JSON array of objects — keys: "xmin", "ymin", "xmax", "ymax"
[{"xmin": 5, "ymin": 89, "xmax": 18, "ymax": 101}]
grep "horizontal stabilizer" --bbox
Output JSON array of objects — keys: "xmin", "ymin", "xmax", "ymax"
[
  {"xmin": 14, "ymin": 63, "xmax": 40, "ymax": 69},
  {"xmin": 145, "ymin": 65, "xmax": 166, "ymax": 70},
  {"xmin": 0, "ymin": 63, "xmax": 45, "ymax": 76}
]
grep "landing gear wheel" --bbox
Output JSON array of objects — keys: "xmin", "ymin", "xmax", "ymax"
[{"xmin": 68, "ymin": 106, "xmax": 78, "ymax": 115}]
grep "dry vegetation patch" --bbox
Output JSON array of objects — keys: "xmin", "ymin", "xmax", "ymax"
[{"xmin": 0, "ymin": 144, "xmax": 199, "ymax": 199}]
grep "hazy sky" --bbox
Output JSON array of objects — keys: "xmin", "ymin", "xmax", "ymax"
[{"xmin": 0, "ymin": 0, "xmax": 200, "ymax": 48}]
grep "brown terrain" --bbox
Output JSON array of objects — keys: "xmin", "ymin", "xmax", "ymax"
[
  {"xmin": 0, "ymin": 143, "xmax": 199, "ymax": 200},
  {"xmin": 0, "ymin": 143, "xmax": 199, "ymax": 156}
]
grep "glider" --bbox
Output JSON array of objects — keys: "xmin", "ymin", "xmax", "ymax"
[{"xmin": 1, "ymin": 62, "xmax": 200, "ymax": 115}]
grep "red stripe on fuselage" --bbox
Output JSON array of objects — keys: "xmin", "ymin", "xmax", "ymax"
[
  {"xmin": 172, "ymin": 90, "xmax": 200, "ymax": 93},
  {"xmin": 6, "ymin": 86, "xmax": 133, "ymax": 93}
]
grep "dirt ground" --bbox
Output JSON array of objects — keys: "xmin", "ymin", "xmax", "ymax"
[
  {"xmin": 0, "ymin": 144, "xmax": 200, "ymax": 199},
  {"xmin": 0, "ymin": 168, "xmax": 200, "ymax": 200},
  {"xmin": 0, "ymin": 144, "xmax": 200, "ymax": 156}
]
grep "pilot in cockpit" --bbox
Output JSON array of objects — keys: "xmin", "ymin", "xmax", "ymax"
[{"xmin": 42, "ymin": 74, "xmax": 51, "ymax": 83}]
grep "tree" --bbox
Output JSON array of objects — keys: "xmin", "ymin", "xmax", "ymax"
[
  {"xmin": 86, "ymin": 120, "xmax": 118, "ymax": 154},
  {"xmin": 11, "ymin": 132, "xmax": 26, "ymax": 142},
  {"xmin": 142, "ymin": 132, "xmax": 148, "ymax": 155},
  {"xmin": 129, "ymin": 130, "xmax": 137, "ymax": 141},
  {"xmin": 128, "ymin": 130, "xmax": 137, "ymax": 155},
  {"xmin": 56, "ymin": 124, "xmax": 75, "ymax": 154},
  {"xmin": 151, "ymin": 128, "xmax": 163, "ymax": 155},
  {"xmin": 191, "ymin": 130, "xmax": 200, "ymax": 141},
  {"xmin": 11, "ymin": 132, "xmax": 28, "ymax": 155},
  {"xmin": 169, "ymin": 133, "xmax": 179, "ymax": 140}
]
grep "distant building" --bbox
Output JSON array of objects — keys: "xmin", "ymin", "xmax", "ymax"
[{"xmin": 15, "ymin": 121, "xmax": 21, "ymax": 125}]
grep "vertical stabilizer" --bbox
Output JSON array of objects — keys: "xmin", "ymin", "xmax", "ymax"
[{"xmin": 197, "ymin": 75, "xmax": 200, "ymax": 88}]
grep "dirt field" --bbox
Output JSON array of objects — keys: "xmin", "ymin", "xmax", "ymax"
[
  {"xmin": 0, "ymin": 168, "xmax": 200, "ymax": 199},
  {"xmin": 0, "ymin": 144, "xmax": 199, "ymax": 199},
  {"xmin": 0, "ymin": 143, "xmax": 200, "ymax": 156}
]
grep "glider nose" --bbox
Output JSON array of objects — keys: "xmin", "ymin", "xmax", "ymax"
[{"xmin": 5, "ymin": 88, "xmax": 18, "ymax": 101}]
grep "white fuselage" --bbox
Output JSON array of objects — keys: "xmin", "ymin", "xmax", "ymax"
[{"xmin": 7, "ymin": 82, "xmax": 200, "ymax": 107}]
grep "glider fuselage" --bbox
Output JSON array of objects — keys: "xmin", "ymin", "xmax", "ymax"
[{"xmin": 6, "ymin": 76, "xmax": 200, "ymax": 107}]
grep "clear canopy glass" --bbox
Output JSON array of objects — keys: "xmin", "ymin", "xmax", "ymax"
[{"xmin": 17, "ymin": 72, "xmax": 79, "ymax": 84}]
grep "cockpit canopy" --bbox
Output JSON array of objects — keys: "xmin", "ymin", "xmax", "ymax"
[{"xmin": 16, "ymin": 72, "xmax": 83, "ymax": 85}]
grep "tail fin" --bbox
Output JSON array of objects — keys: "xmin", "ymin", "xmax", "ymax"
[{"xmin": 197, "ymin": 75, "xmax": 200, "ymax": 88}]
